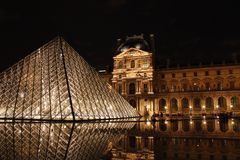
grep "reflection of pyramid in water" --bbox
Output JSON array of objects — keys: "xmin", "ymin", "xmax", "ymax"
[{"xmin": 0, "ymin": 37, "xmax": 139, "ymax": 120}]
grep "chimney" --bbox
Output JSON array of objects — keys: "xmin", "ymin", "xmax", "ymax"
[
  {"xmin": 113, "ymin": 38, "xmax": 122, "ymax": 55},
  {"xmin": 150, "ymin": 34, "xmax": 156, "ymax": 70}
]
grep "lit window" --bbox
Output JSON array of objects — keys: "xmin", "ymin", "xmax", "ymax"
[
  {"xmin": 142, "ymin": 59, "xmax": 148, "ymax": 68},
  {"xmin": 118, "ymin": 61, "xmax": 123, "ymax": 69}
]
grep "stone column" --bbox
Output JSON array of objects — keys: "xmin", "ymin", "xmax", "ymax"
[
  {"xmin": 148, "ymin": 80, "xmax": 154, "ymax": 94},
  {"xmin": 136, "ymin": 136, "xmax": 142, "ymax": 150},
  {"xmin": 136, "ymin": 80, "xmax": 141, "ymax": 94},
  {"xmin": 122, "ymin": 80, "xmax": 126, "ymax": 95}
]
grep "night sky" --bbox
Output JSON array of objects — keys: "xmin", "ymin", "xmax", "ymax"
[{"xmin": 1, "ymin": 1, "xmax": 240, "ymax": 72}]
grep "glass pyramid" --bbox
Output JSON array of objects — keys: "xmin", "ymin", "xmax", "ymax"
[{"xmin": 0, "ymin": 37, "xmax": 139, "ymax": 121}]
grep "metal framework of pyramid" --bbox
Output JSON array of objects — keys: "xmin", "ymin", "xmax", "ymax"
[{"xmin": 0, "ymin": 37, "xmax": 139, "ymax": 121}]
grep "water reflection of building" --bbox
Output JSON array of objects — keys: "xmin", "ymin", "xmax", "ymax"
[
  {"xmin": 112, "ymin": 119, "xmax": 240, "ymax": 160},
  {"xmin": 100, "ymin": 34, "xmax": 240, "ymax": 117}
]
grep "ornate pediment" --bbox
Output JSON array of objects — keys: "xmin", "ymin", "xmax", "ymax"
[{"xmin": 114, "ymin": 48, "xmax": 151, "ymax": 59}]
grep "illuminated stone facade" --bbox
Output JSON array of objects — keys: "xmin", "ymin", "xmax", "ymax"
[
  {"xmin": 100, "ymin": 34, "xmax": 240, "ymax": 117},
  {"xmin": 0, "ymin": 37, "xmax": 138, "ymax": 121}
]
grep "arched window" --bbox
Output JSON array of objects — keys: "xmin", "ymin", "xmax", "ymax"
[
  {"xmin": 129, "ymin": 99, "xmax": 136, "ymax": 108},
  {"xmin": 130, "ymin": 60, "xmax": 135, "ymax": 68},
  {"xmin": 159, "ymin": 99, "xmax": 166, "ymax": 111},
  {"xmin": 218, "ymin": 96, "xmax": 227, "ymax": 108},
  {"xmin": 170, "ymin": 98, "xmax": 178, "ymax": 112},
  {"xmin": 193, "ymin": 98, "xmax": 201, "ymax": 109},
  {"xmin": 231, "ymin": 96, "xmax": 239, "ymax": 108},
  {"xmin": 206, "ymin": 97, "xmax": 214, "ymax": 109},
  {"xmin": 129, "ymin": 83, "xmax": 135, "ymax": 94},
  {"xmin": 182, "ymin": 98, "xmax": 189, "ymax": 108}
]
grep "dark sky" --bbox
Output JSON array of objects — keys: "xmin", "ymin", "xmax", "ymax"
[{"xmin": 1, "ymin": 1, "xmax": 240, "ymax": 72}]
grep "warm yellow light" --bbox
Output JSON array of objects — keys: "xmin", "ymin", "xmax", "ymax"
[
  {"xmin": 189, "ymin": 106, "xmax": 192, "ymax": 109},
  {"xmin": 202, "ymin": 105, "xmax": 205, "ymax": 109},
  {"xmin": 190, "ymin": 120, "xmax": 193, "ymax": 124},
  {"xmin": 216, "ymin": 105, "xmax": 219, "ymax": 109},
  {"xmin": 146, "ymin": 105, "xmax": 150, "ymax": 110},
  {"xmin": 230, "ymin": 104, "xmax": 233, "ymax": 108},
  {"xmin": 146, "ymin": 120, "xmax": 151, "ymax": 126}
]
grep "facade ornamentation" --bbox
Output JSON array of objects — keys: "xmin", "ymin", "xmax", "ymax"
[{"xmin": 100, "ymin": 34, "xmax": 240, "ymax": 117}]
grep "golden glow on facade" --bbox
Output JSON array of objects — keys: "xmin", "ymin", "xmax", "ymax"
[{"xmin": 101, "ymin": 34, "xmax": 240, "ymax": 117}]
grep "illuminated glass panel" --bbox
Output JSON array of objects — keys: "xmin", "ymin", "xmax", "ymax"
[{"xmin": 0, "ymin": 37, "xmax": 139, "ymax": 120}]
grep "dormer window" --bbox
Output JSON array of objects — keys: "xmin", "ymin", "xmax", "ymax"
[{"xmin": 118, "ymin": 61, "xmax": 123, "ymax": 69}]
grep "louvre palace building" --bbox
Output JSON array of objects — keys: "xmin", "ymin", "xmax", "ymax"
[{"xmin": 100, "ymin": 34, "xmax": 240, "ymax": 117}]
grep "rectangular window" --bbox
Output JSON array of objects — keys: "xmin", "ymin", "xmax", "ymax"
[
  {"xmin": 230, "ymin": 81, "xmax": 235, "ymax": 89},
  {"xmin": 205, "ymin": 71, "xmax": 209, "ymax": 76},
  {"xmin": 205, "ymin": 82, "xmax": 210, "ymax": 90},
  {"xmin": 144, "ymin": 84, "xmax": 148, "ymax": 93},
  {"xmin": 161, "ymin": 74, "xmax": 165, "ymax": 79},
  {"xmin": 194, "ymin": 72, "xmax": 197, "ymax": 76},
  {"xmin": 183, "ymin": 72, "xmax": 186, "ymax": 77}
]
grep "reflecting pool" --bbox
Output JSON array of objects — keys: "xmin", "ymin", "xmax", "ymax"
[{"xmin": 0, "ymin": 118, "xmax": 240, "ymax": 160}]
